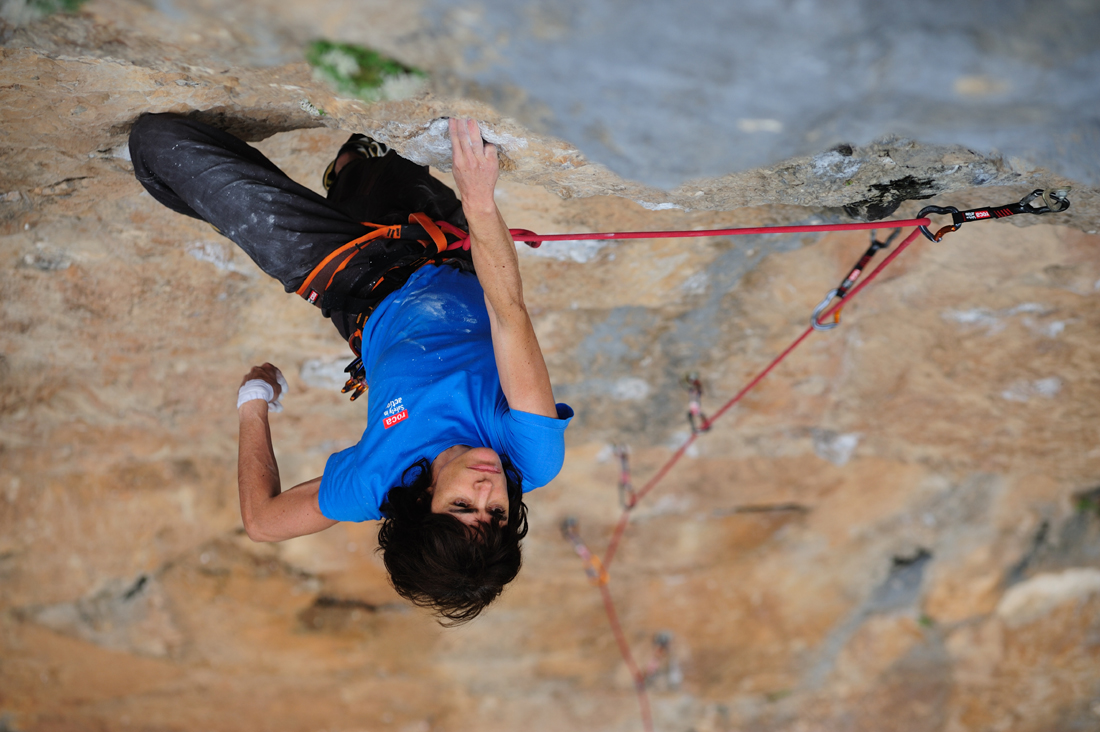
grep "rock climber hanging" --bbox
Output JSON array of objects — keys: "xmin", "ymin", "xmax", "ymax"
[{"xmin": 128, "ymin": 113, "xmax": 573, "ymax": 625}]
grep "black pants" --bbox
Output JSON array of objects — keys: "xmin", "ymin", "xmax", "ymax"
[{"xmin": 128, "ymin": 114, "xmax": 466, "ymax": 336}]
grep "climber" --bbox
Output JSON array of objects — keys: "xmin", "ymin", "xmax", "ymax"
[{"xmin": 128, "ymin": 113, "xmax": 573, "ymax": 624}]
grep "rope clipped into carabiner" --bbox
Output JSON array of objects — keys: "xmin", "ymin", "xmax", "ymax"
[
  {"xmin": 682, "ymin": 372, "xmax": 711, "ymax": 433},
  {"xmin": 614, "ymin": 445, "xmax": 637, "ymax": 509},
  {"xmin": 551, "ymin": 189, "xmax": 1072, "ymax": 732},
  {"xmin": 810, "ymin": 228, "xmax": 901, "ymax": 331},
  {"xmin": 560, "ymin": 517, "xmax": 609, "ymax": 586},
  {"xmin": 917, "ymin": 188, "xmax": 1071, "ymax": 242}
]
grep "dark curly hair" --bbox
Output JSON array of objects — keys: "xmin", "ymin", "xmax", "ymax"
[{"xmin": 377, "ymin": 456, "xmax": 529, "ymax": 625}]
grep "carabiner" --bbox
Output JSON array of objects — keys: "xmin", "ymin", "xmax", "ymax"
[
  {"xmin": 682, "ymin": 372, "xmax": 710, "ymax": 433},
  {"xmin": 917, "ymin": 205, "xmax": 961, "ymax": 242},
  {"xmin": 1041, "ymin": 188, "xmax": 1072, "ymax": 212},
  {"xmin": 811, "ymin": 288, "xmax": 841, "ymax": 331}
]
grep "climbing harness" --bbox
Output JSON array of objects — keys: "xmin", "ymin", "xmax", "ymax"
[
  {"xmin": 546, "ymin": 188, "xmax": 1071, "ymax": 732},
  {"xmin": 682, "ymin": 371, "xmax": 711, "ymax": 433},
  {"xmin": 296, "ymin": 213, "xmax": 469, "ymax": 309},
  {"xmin": 297, "ymin": 212, "xmax": 471, "ymax": 401},
  {"xmin": 811, "ymin": 227, "xmax": 902, "ymax": 331}
]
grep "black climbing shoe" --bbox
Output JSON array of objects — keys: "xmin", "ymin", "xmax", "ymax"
[{"xmin": 322, "ymin": 134, "xmax": 392, "ymax": 191}]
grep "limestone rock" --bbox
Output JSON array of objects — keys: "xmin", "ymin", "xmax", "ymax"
[{"xmin": 1, "ymin": 4, "xmax": 1099, "ymax": 732}]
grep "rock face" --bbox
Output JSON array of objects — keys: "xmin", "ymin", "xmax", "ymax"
[{"xmin": 1, "ymin": 3, "xmax": 1099, "ymax": 732}]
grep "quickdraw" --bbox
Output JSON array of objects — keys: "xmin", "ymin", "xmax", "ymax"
[
  {"xmin": 811, "ymin": 228, "xmax": 901, "ymax": 331},
  {"xmin": 682, "ymin": 372, "xmax": 710, "ymax": 434},
  {"xmin": 917, "ymin": 187, "xmax": 1071, "ymax": 243},
  {"xmin": 560, "ymin": 517, "xmax": 609, "ymax": 586},
  {"xmin": 643, "ymin": 632, "xmax": 683, "ymax": 688},
  {"xmin": 551, "ymin": 189, "xmax": 1072, "ymax": 732},
  {"xmin": 812, "ymin": 188, "xmax": 1072, "ymax": 331},
  {"xmin": 614, "ymin": 444, "xmax": 637, "ymax": 509}
]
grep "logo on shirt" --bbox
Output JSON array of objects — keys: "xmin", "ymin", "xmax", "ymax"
[{"xmin": 383, "ymin": 397, "xmax": 408, "ymax": 429}]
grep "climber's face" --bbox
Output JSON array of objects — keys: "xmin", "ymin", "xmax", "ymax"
[{"xmin": 430, "ymin": 446, "xmax": 509, "ymax": 528}]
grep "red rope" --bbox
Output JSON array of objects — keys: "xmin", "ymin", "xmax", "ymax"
[
  {"xmin": 565, "ymin": 223, "xmax": 928, "ymax": 731},
  {"xmin": 600, "ymin": 583, "xmax": 654, "ymax": 731},
  {"xmin": 511, "ymin": 217, "xmax": 932, "ymax": 244},
  {"xmin": 603, "ymin": 226, "xmax": 923, "ymax": 571}
]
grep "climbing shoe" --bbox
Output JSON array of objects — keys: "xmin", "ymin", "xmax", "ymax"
[{"xmin": 322, "ymin": 134, "xmax": 392, "ymax": 191}]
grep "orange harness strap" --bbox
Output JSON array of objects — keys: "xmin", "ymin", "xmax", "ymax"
[
  {"xmin": 295, "ymin": 213, "xmax": 468, "ymax": 308},
  {"xmin": 407, "ymin": 212, "xmax": 449, "ymax": 254},
  {"xmin": 295, "ymin": 223, "xmax": 402, "ymax": 305}
]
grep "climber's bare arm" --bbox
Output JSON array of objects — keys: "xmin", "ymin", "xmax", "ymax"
[
  {"xmin": 449, "ymin": 118, "xmax": 557, "ymax": 419},
  {"xmin": 237, "ymin": 365, "xmax": 337, "ymax": 542}
]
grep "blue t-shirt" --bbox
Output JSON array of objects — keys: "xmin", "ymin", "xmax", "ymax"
[{"xmin": 319, "ymin": 265, "xmax": 574, "ymax": 522}]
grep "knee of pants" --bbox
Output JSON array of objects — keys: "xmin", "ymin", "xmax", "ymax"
[{"xmin": 128, "ymin": 113, "xmax": 191, "ymax": 170}]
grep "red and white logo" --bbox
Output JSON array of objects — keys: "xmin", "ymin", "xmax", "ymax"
[
  {"xmin": 308, "ymin": 289, "xmax": 319, "ymax": 304},
  {"xmin": 382, "ymin": 397, "xmax": 408, "ymax": 429},
  {"xmin": 974, "ymin": 210, "xmax": 991, "ymax": 219},
  {"xmin": 383, "ymin": 410, "xmax": 408, "ymax": 428}
]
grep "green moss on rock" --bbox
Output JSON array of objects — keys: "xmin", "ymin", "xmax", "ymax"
[{"xmin": 305, "ymin": 40, "xmax": 427, "ymax": 103}]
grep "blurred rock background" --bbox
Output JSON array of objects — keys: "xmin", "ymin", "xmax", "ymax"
[{"xmin": 1, "ymin": 1, "xmax": 1098, "ymax": 731}]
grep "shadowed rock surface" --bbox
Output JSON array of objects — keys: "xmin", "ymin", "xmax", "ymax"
[{"xmin": 1, "ymin": 2, "xmax": 1099, "ymax": 732}]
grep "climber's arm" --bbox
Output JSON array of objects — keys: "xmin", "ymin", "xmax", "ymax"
[
  {"xmin": 449, "ymin": 118, "xmax": 557, "ymax": 419},
  {"xmin": 237, "ymin": 367, "xmax": 337, "ymax": 542}
]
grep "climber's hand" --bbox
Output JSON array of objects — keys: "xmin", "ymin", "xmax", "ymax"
[
  {"xmin": 237, "ymin": 363, "xmax": 289, "ymax": 413},
  {"xmin": 240, "ymin": 363, "xmax": 284, "ymax": 400},
  {"xmin": 449, "ymin": 117, "xmax": 499, "ymax": 214}
]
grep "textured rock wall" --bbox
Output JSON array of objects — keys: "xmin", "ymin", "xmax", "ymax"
[{"xmin": 1, "ymin": 3, "xmax": 1099, "ymax": 732}]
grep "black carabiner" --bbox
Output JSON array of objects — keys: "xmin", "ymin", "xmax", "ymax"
[
  {"xmin": 919, "ymin": 188, "xmax": 1071, "ymax": 242},
  {"xmin": 917, "ymin": 205, "xmax": 961, "ymax": 242}
]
